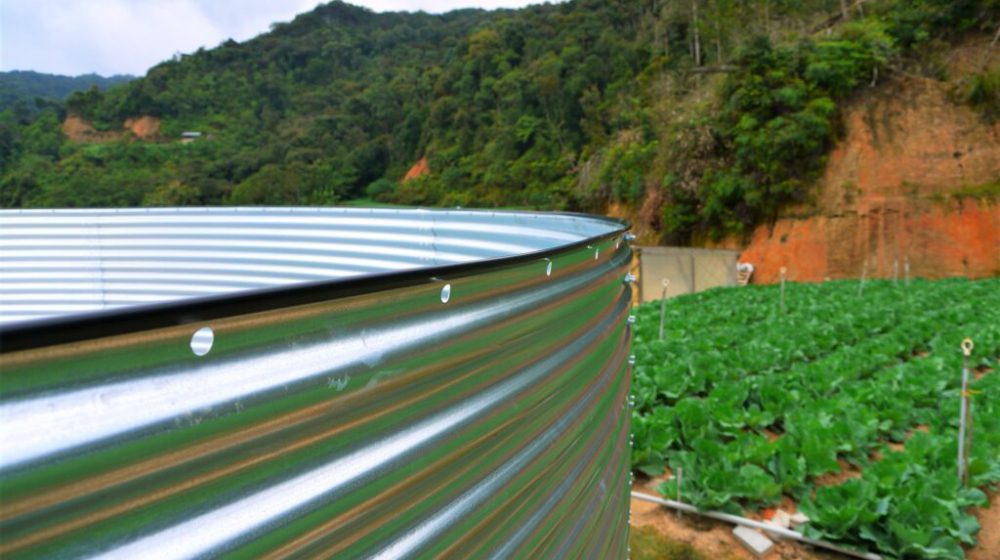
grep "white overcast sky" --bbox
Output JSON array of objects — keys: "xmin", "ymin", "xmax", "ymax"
[{"xmin": 0, "ymin": 0, "xmax": 562, "ymax": 77}]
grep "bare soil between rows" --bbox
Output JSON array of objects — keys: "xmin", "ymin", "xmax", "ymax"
[{"xmin": 630, "ymin": 478, "xmax": 1000, "ymax": 559}]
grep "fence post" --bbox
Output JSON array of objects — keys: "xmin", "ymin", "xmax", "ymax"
[
  {"xmin": 957, "ymin": 338, "xmax": 974, "ymax": 485},
  {"xmin": 858, "ymin": 260, "xmax": 867, "ymax": 297},
  {"xmin": 689, "ymin": 254, "xmax": 696, "ymax": 295},
  {"xmin": 658, "ymin": 279, "xmax": 670, "ymax": 341},
  {"xmin": 779, "ymin": 267, "xmax": 787, "ymax": 313}
]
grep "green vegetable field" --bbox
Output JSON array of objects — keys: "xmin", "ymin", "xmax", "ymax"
[{"xmin": 630, "ymin": 278, "xmax": 1000, "ymax": 558}]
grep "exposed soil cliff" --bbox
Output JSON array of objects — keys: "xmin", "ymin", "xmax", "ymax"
[
  {"xmin": 738, "ymin": 59, "xmax": 999, "ymax": 283},
  {"xmin": 61, "ymin": 114, "xmax": 117, "ymax": 142},
  {"xmin": 62, "ymin": 114, "xmax": 161, "ymax": 142},
  {"xmin": 402, "ymin": 156, "xmax": 430, "ymax": 182},
  {"xmin": 123, "ymin": 116, "xmax": 160, "ymax": 139}
]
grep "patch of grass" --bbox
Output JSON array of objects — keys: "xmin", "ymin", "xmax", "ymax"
[
  {"xmin": 950, "ymin": 181, "xmax": 1000, "ymax": 202},
  {"xmin": 927, "ymin": 181, "xmax": 1000, "ymax": 205},
  {"xmin": 629, "ymin": 526, "xmax": 712, "ymax": 560},
  {"xmin": 965, "ymin": 68, "xmax": 1000, "ymax": 123},
  {"xmin": 338, "ymin": 197, "xmax": 412, "ymax": 208}
]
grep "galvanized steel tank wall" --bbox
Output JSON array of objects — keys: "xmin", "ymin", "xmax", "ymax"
[{"xmin": 0, "ymin": 208, "xmax": 633, "ymax": 559}]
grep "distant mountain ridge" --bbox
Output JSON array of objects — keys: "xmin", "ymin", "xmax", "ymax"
[
  {"xmin": 0, "ymin": 70, "xmax": 133, "ymax": 111},
  {"xmin": 1, "ymin": 0, "xmax": 996, "ymax": 262}
]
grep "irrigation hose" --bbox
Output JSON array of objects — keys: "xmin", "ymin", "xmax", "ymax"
[{"xmin": 630, "ymin": 491, "xmax": 883, "ymax": 560}]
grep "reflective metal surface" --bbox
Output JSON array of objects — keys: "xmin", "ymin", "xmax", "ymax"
[
  {"xmin": 1, "ymin": 207, "xmax": 614, "ymax": 326},
  {"xmin": 0, "ymin": 207, "xmax": 632, "ymax": 559}
]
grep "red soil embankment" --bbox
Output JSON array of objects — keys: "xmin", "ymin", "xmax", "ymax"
[
  {"xmin": 62, "ymin": 114, "xmax": 117, "ymax": 142},
  {"xmin": 62, "ymin": 115, "xmax": 162, "ymax": 142},
  {"xmin": 403, "ymin": 156, "xmax": 430, "ymax": 182},
  {"xmin": 740, "ymin": 73, "xmax": 1000, "ymax": 283},
  {"xmin": 741, "ymin": 202, "xmax": 999, "ymax": 283},
  {"xmin": 124, "ymin": 116, "xmax": 160, "ymax": 139}
]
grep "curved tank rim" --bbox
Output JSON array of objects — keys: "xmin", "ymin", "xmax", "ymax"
[{"xmin": 0, "ymin": 207, "xmax": 629, "ymax": 353}]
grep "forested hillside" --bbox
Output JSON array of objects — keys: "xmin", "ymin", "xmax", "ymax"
[
  {"xmin": 0, "ymin": 71, "xmax": 133, "ymax": 112},
  {"xmin": 1, "ymin": 0, "xmax": 997, "ymax": 243}
]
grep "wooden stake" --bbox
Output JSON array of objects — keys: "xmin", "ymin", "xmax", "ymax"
[
  {"xmin": 779, "ymin": 267, "xmax": 787, "ymax": 313},
  {"xmin": 858, "ymin": 260, "xmax": 867, "ymax": 297},
  {"xmin": 658, "ymin": 279, "xmax": 670, "ymax": 341},
  {"xmin": 958, "ymin": 338, "xmax": 974, "ymax": 485}
]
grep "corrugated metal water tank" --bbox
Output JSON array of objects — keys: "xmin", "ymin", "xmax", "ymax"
[{"xmin": 0, "ymin": 208, "xmax": 633, "ymax": 559}]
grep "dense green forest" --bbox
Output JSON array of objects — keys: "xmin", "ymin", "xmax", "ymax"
[
  {"xmin": 0, "ymin": 70, "xmax": 133, "ymax": 112},
  {"xmin": 1, "ymin": 0, "xmax": 997, "ymax": 242}
]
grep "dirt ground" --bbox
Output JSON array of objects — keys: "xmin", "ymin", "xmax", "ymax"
[
  {"xmin": 630, "ymin": 477, "xmax": 1000, "ymax": 559},
  {"xmin": 968, "ymin": 490, "xmax": 1000, "ymax": 560},
  {"xmin": 630, "ymin": 478, "xmax": 838, "ymax": 560}
]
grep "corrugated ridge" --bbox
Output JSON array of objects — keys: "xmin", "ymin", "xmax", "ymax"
[
  {"xmin": 0, "ymin": 208, "xmax": 631, "ymax": 559},
  {"xmin": 0, "ymin": 208, "xmax": 613, "ymax": 325}
]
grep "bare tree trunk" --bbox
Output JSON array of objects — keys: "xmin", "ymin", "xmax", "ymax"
[
  {"xmin": 763, "ymin": 0, "xmax": 771, "ymax": 38},
  {"xmin": 689, "ymin": 25, "xmax": 694, "ymax": 59},
  {"xmin": 839, "ymin": 0, "xmax": 850, "ymax": 21},
  {"xmin": 981, "ymin": 24, "xmax": 1000, "ymax": 68},
  {"xmin": 663, "ymin": 18, "xmax": 670, "ymax": 58},
  {"xmin": 653, "ymin": 0, "xmax": 662, "ymax": 56},
  {"xmin": 692, "ymin": 0, "xmax": 701, "ymax": 67},
  {"xmin": 715, "ymin": 20, "xmax": 723, "ymax": 63}
]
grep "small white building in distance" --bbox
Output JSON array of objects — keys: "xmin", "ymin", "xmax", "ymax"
[{"xmin": 180, "ymin": 131, "xmax": 202, "ymax": 144}]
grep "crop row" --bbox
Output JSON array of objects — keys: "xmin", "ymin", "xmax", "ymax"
[{"xmin": 630, "ymin": 278, "xmax": 1000, "ymax": 558}]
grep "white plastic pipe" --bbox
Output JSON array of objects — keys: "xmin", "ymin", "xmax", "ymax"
[
  {"xmin": 858, "ymin": 261, "xmax": 867, "ymax": 297},
  {"xmin": 779, "ymin": 266, "xmax": 787, "ymax": 313},
  {"xmin": 658, "ymin": 278, "xmax": 669, "ymax": 340},
  {"xmin": 958, "ymin": 338, "xmax": 975, "ymax": 483},
  {"xmin": 958, "ymin": 363, "xmax": 970, "ymax": 481},
  {"xmin": 630, "ymin": 491, "xmax": 882, "ymax": 560}
]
